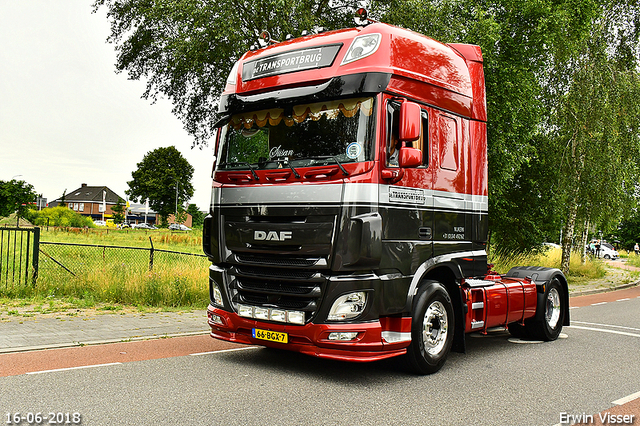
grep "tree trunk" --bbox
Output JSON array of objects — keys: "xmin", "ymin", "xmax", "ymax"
[
  {"xmin": 580, "ymin": 219, "xmax": 590, "ymax": 264},
  {"xmin": 561, "ymin": 200, "xmax": 578, "ymax": 276}
]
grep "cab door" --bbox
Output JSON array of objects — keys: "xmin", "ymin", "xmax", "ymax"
[{"xmin": 379, "ymin": 100, "xmax": 433, "ymax": 274}]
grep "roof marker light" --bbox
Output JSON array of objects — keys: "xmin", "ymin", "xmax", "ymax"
[
  {"xmin": 354, "ymin": 8, "xmax": 371, "ymax": 26},
  {"xmin": 259, "ymin": 30, "xmax": 277, "ymax": 47}
]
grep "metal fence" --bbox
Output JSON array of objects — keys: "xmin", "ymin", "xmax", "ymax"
[
  {"xmin": 0, "ymin": 227, "xmax": 40, "ymax": 288},
  {"xmin": 38, "ymin": 239, "xmax": 208, "ymax": 278}
]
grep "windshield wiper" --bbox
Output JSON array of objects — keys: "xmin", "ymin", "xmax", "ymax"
[
  {"xmin": 218, "ymin": 161, "xmax": 259, "ymax": 180},
  {"xmin": 304, "ymin": 156, "xmax": 349, "ymax": 176},
  {"xmin": 258, "ymin": 157, "xmax": 300, "ymax": 179}
]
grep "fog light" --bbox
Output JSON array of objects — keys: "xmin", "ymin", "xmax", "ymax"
[
  {"xmin": 328, "ymin": 332, "xmax": 359, "ymax": 341},
  {"xmin": 328, "ymin": 292, "xmax": 367, "ymax": 321},
  {"xmin": 270, "ymin": 309, "xmax": 286, "ymax": 323},
  {"xmin": 287, "ymin": 311, "xmax": 305, "ymax": 325},
  {"xmin": 254, "ymin": 307, "xmax": 269, "ymax": 320},
  {"xmin": 238, "ymin": 304, "xmax": 254, "ymax": 318},
  {"xmin": 210, "ymin": 313, "xmax": 224, "ymax": 326}
]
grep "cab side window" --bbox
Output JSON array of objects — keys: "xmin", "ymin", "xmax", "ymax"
[
  {"xmin": 386, "ymin": 103, "xmax": 401, "ymax": 167},
  {"xmin": 386, "ymin": 102, "xmax": 428, "ymax": 167}
]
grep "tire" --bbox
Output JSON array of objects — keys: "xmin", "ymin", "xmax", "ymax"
[
  {"xmin": 604, "ymin": 254, "xmax": 611, "ymax": 260},
  {"xmin": 507, "ymin": 321, "xmax": 529, "ymax": 339},
  {"xmin": 405, "ymin": 281, "xmax": 455, "ymax": 375},
  {"xmin": 526, "ymin": 277, "xmax": 565, "ymax": 341}
]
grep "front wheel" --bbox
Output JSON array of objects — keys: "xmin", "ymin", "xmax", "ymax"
[
  {"xmin": 405, "ymin": 281, "xmax": 455, "ymax": 375},
  {"xmin": 526, "ymin": 277, "xmax": 565, "ymax": 341}
]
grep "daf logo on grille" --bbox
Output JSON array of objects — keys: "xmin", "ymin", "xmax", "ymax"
[{"xmin": 254, "ymin": 230, "xmax": 293, "ymax": 241}]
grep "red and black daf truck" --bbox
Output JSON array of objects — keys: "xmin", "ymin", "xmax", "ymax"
[{"xmin": 203, "ymin": 10, "xmax": 569, "ymax": 374}]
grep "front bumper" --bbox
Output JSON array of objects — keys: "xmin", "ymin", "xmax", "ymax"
[{"xmin": 207, "ymin": 305, "xmax": 411, "ymax": 362}]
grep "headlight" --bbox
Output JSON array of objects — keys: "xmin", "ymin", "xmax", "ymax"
[
  {"xmin": 328, "ymin": 292, "xmax": 367, "ymax": 321},
  {"xmin": 211, "ymin": 280, "xmax": 223, "ymax": 306},
  {"xmin": 341, "ymin": 33, "xmax": 381, "ymax": 65}
]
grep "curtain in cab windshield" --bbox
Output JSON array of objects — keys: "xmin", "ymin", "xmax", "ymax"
[{"xmin": 217, "ymin": 97, "xmax": 375, "ymax": 169}]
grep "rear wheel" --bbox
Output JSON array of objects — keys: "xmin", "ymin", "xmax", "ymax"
[
  {"xmin": 507, "ymin": 321, "xmax": 529, "ymax": 339},
  {"xmin": 405, "ymin": 281, "xmax": 455, "ymax": 375},
  {"xmin": 526, "ymin": 278, "xmax": 565, "ymax": 341}
]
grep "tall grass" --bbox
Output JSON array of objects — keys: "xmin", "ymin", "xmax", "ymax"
[
  {"xmin": 41, "ymin": 227, "xmax": 203, "ymax": 253},
  {"xmin": 489, "ymin": 247, "xmax": 606, "ymax": 282},
  {"xmin": 624, "ymin": 251, "xmax": 640, "ymax": 267},
  {"xmin": 1, "ymin": 227, "xmax": 209, "ymax": 309}
]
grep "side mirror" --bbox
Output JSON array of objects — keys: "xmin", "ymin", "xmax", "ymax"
[
  {"xmin": 399, "ymin": 146, "xmax": 423, "ymax": 168},
  {"xmin": 399, "ymin": 102, "xmax": 421, "ymax": 142}
]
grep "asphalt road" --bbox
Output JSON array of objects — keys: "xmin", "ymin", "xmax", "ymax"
[{"xmin": 1, "ymin": 287, "xmax": 639, "ymax": 426}]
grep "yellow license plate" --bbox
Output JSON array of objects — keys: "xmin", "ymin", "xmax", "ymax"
[{"xmin": 252, "ymin": 328, "xmax": 288, "ymax": 344}]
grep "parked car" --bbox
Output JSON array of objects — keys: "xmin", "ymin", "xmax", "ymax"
[
  {"xmin": 93, "ymin": 220, "xmax": 107, "ymax": 227},
  {"xmin": 132, "ymin": 223, "xmax": 157, "ymax": 230},
  {"xmin": 600, "ymin": 242, "xmax": 619, "ymax": 260},
  {"xmin": 586, "ymin": 241, "xmax": 619, "ymax": 260},
  {"xmin": 169, "ymin": 224, "xmax": 191, "ymax": 231}
]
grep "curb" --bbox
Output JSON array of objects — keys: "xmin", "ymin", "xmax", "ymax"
[
  {"xmin": 0, "ymin": 330, "xmax": 210, "ymax": 355},
  {"xmin": 569, "ymin": 280, "xmax": 640, "ymax": 297}
]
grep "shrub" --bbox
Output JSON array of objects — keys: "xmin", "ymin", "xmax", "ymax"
[{"xmin": 27, "ymin": 207, "xmax": 95, "ymax": 228}]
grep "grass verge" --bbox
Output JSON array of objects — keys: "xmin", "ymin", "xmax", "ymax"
[
  {"xmin": 1, "ymin": 227, "xmax": 209, "ymax": 315},
  {"xmin": 489, "ymin": 247, "xmax": 607, "ymax": 284}
]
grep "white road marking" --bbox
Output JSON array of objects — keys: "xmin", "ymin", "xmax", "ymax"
[
  {"xmin": 616, "ymin": 298, "xmax": 631, "ymax": 302},
  {"xmin": 591, "ymin": 302, "xmax": 607, "ymax": 306},
  {"xmin": 26, "ymin": 362, "xmax": 122, "ymax": 375},
  {"xmin": 612, "ymin": 390, "xmax": 640, "ymax": 405},
  {"xmin": 572, "ymin": 321, "xmax": 640, "ymax": 332},
  {"xmin": 190, "ymin": 346, "xmax": 260, "ymax": 356},
  {"xmin": 567, "ymin": 325, "xmax": 640, "ymax": 338}
]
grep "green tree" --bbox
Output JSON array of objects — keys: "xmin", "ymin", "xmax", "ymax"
[
  {"xmin": 611, "ymin": 213, "xmax": 640, "ymax": 251},
  {"xmin": 544, "ymin": 1, "xmax": 640, "ymax": 274},
  {"xmin": 93, "ymin": 0, "xmax": 360, "ymax": 145},
  {"xmin": 175, "ymin": 206, "xmax": 188, "ymax": 225},
  {"xmin": 111, "ymin": 197, "xmax": 127, "ymax": 225},
  {"xmin": 126, "ymin": 146, "xmax": 195, "ymax": 226},
  {"xmin": 58, "ymin": 189, "xmax": 67, "ymax": 208},
  {"xmin": 187, "ymin": 203, "xmax": 205, "ymax": 228},
  {"xmin": 0, "ymin": 179, "xmax": 37, "ymax": 220}
]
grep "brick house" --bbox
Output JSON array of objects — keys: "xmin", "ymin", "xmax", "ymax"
[
  {"xmin": 50, "ymin": 183, "xmax": 192, "ymax": 227},
  {"xmin": 49, "ymin": 184, "xmax": 124, "ymax": 220}
]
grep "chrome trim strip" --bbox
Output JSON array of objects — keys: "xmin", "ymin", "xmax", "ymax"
[
  {"xmin": 219, "ymin": 184, "xmax": 343, "ymax": 205},
  {"xmin": 214, "ymin": 182, "xmax": 488, "ymax": 212},
  {"xmin": 328, "ymin": 273, "xmax": 379, "ymax": 282},
  {"xmin": 209, "ymin": 264, "xmax": 225, "ymax": 273}
]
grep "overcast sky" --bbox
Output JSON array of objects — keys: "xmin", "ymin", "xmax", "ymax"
[{"xmin": 0, "ymin": 0, "xmax": 215, "ymax": 210}]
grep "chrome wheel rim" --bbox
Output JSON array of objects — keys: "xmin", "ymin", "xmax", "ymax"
[
  {"xmin": 422, "ymin": 301, "xmax": 449, "ymax": 355},
  {"xmin": 545, "ymin": 287, "xmax": 561, "ymax": 329}
]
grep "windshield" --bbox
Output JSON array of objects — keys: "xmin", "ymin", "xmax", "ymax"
[{"xmin": 216, "ymin": 97, "xmax": 375, "ymax": 171}]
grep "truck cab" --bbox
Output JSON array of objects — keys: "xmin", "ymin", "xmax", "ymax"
[{"xmin": 203, "ymin": 14, "xmax": 569, "ymax": 374}]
